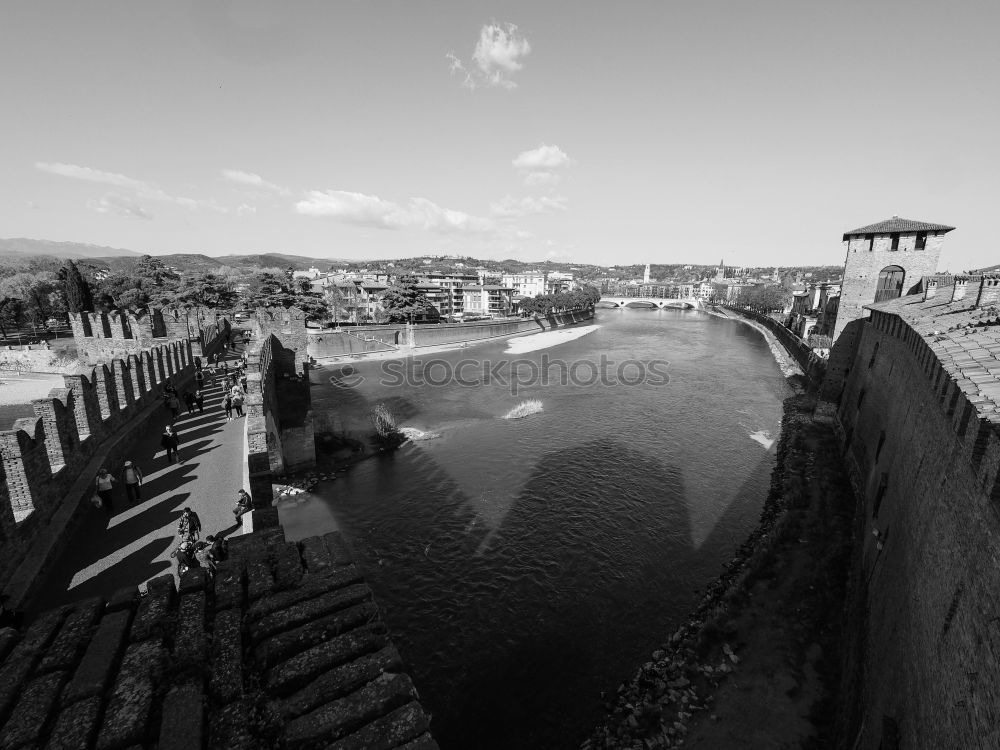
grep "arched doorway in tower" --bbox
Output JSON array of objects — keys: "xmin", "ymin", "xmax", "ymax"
[{"xmin": 874, "ymin": 266, "xmax": 905, "ymax": 303}]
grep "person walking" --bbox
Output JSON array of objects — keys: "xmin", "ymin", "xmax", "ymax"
[
  {"xmin": 165, "ymin": 392, "xmax": 181, "ymax": 422},
  {"xmin": 194, "ymin": 367, "xmax": 205, "ymax": 389},
  {"xmin": 94, "ymin": 468, "xmax": 115, "ymax": 515},
  {"xmin": 119, "ymin": 460, "xmax": 143, "ymax": 503},
  {"xmin": 177, "ymin": 507, "xmax": 202, "ymax": 542},
  {"xmin": 195, "ymin": 389, "xmax": 205, "ymax": 414},
  {"xmin": 184, "ymin": 390, "xmax": 196, "ymax": 414},
  {"xmin": 232, "ymin": 391, "xmax": 244, "ymax": 418},
  {"xmin": 223, "ymin": 393, "xmax": 233, "ymax": 421},
  {"xmin": 161, "ymin": 425, "xmax": 180, "ymax": 464}
]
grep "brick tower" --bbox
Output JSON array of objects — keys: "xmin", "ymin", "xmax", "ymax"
[{"xmin": 832, "ymin": 216, "xmax": 955, "ymax": 340}]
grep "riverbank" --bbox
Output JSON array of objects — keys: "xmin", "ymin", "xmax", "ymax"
[
  {"xmin": 704, "ymin": 306, "xmax": 803, "ymax": 380},
  {"xmin": 583, "ymin": 392, "xmax": 854, "ymax": 749}
]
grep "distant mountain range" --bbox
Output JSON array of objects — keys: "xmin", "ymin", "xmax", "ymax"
[
  {"xmin": 0, "ymin": 238, "xmax": 142, "ymax": 259},
  {"xmin": 0, "ymin": 238, "xmax": 352, "ymax": 272}
]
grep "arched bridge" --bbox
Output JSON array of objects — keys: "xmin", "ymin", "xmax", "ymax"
[{"xmin": 598, "ymin": 296, "xmax": 704, "ymax": 310}]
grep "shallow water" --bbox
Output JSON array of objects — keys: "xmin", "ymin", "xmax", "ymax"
[{"xmin": 279, "ymin": 308, "xmax": 790, "ymax": 749}]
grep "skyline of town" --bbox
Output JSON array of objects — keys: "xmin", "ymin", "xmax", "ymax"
[{"xmin": 2, "ymin": 3, "xmax": 997, "ymax": 272}]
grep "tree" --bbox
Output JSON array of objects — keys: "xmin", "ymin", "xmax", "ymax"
[
  {"xmin": 0, "ymin": 272, "xmax": 60, "ymax": 334},
  {"xmin": 377, "ymin": 275, "xmax": 440, "ymax": 323},
  {"xmin": 62, "ymin": 260, "xmax": 94, "ymax": 312},
  {"xmin": 0, "ymin": 297, "xmax": 24, "ymax": 339},
  {"xmin": 170, "ymin": 273, "xmax": 239, "ymax": 309},
  {"xmin": 239, "ymin": 271, "xmax": 327, "ymax": 321}
]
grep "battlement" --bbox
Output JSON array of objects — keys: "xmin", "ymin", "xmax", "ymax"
[
  {"xmin": 69, "ymin": 306, "xmax": 230, "ymax": 365},
  {"xmin": 0, "ymin": 339, "xmax": 194, "ymax": 585},
  {"xmin": 253, "ymin": 307, "xmax": 309, "ymax": 373}
]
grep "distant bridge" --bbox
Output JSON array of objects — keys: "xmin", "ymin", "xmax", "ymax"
[{"xmin": 598, "ymin": 296, "xmax": 704, "ymax": 310}]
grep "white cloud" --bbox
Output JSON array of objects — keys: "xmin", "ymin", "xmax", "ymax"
[
  {"xmin": 35, "ymin": 161, "xmax": 221, "ymax": 211},
  {"xmin": 87, "ymin": 193, "xmax": 153, "ymax": 221},
  {"xmin": 222, "ymin": 169, "xmax": 290, "ymax": 195},
  {"xmin": 296, "ymin": 190, "xmax": 496, "ymax": 235},
  {"xmin": 236, "ymin": 203, "xmax": 257, "ymax": 215},
  {"xmin": 448, "ymin": 22, "xmax": 530, "ymax": 90},
  {"xmin": 512, "ymin": 144, "xmax": 571, "ymax": 171},
  {"xmin": 490, "ymin": 194, "xmax": 568, "ymax": 218},
  {"xmin": 523, "ymin": 171, "xmax": 561, "ymax": 190}
]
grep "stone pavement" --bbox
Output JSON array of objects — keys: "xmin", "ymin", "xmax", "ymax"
[{"xmin": 30, "ymin": 345, "xmax": 248, "ymax": 613}]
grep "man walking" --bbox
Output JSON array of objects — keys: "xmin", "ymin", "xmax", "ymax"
[
  {"xmin": 195, "ymin": 389, "xmax": 205, "ymax": 413},
  {"xmin": 177, "ymin": 507, "xmax": 202, "ymax": 542},
  {"xmin": 120, "ymin": 459, "xmax": 143, "ymax": 503},
  {"xmin": 161, "ymin": 425, "xmax": 181, "ymax": 464}
]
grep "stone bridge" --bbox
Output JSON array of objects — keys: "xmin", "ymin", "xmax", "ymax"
[{"xmin": 598, "ymin": 296, "xmax": 704, "ymax": 309}]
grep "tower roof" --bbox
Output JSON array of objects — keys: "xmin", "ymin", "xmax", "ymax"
[{"xmin": 843, "ymin": 216, "xmax": 955, "ymax": 241}]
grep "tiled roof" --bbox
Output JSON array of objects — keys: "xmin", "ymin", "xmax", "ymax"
[
  {"xmin": 0, "ymin": 527, "xmax": 439, "ymax": 750},
  {"xmin": 866, "ymin": 276, "xmax": 1000, "ymax": 421},
  {"xmin": 842, "ymin": 217, "xmax": 955, "ymax": 240}
]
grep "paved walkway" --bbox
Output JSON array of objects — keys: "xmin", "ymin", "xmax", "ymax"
[{"xmin": 31, "ymin": 344, "xmax": 248, "ymax": 612}]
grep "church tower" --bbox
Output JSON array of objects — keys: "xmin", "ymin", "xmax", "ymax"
[
  {"xmin": 832, "ymin": 216, "xmax": 954, "ymax": 340},
  {"xmin": 715, "ymin": 259, "xmax": 725, "ymax": 281},
  {"xmin": 643, "ymin": 264, "xmax": 651, "ymax": 283}
]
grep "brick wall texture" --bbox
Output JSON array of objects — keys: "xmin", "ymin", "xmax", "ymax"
[
  {"xmin": 0, "ymin": 527, "xmax": 439, "ymax": 750},
  {"xmin": 830, "ymin": 302, "xmax": 1000, "ymax": 749}
]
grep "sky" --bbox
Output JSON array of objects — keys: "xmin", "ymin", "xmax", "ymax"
[{"xmin": 1, "ymin": 1, "xmax": 998, "ymax": 271}]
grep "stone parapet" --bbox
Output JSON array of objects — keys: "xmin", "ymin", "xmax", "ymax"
[
  {"xmin": 69, "ymin": 306, "xmax": 231, "ymax": 365},
  {"xmin": 0, "ymin": 529, "xmax": 439, "ymax": 750},
  {"xmin": 0, "ymin": 339, "xmax": 195, "ymax": 592}
]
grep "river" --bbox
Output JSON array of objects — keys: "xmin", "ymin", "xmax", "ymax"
[{"xmin": 277, "ymin": 308, "xmax": 790, "ymax": 749}]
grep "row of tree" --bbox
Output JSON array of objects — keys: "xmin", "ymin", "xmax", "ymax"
[
  {"xmin": 0, "ymin": 257, "xmax": 330, "ymax": 339},
  {"xmin": 731, "ymin": 284, "xmax": 793, "ymax": 314},
  {"xmin": 519, "ymin": 285, "xmax": 601, "ymax": 315}
]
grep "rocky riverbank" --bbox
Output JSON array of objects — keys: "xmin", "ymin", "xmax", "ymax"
[{"xmin": 583, "ymin": 392, "xmax": 855, "ymax": 749}]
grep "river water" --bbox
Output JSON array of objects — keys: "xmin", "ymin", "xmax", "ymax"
[{"xmin": 278, "ymin": 308, "xmax": 790, "ymax": 749}]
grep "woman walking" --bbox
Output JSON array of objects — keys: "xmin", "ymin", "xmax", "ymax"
[
  {"xmin": 232, "ymin": 392, "xmax": 244, "ymax": 418},
  {"xmin": 223, "ymin": 393, "xmax": 233, "ymax": 421},
  {"xmin": 94, "ymin": 468, "xmax": 115, "ymax": 515},
  {"xmin": 195, "ymin": 389, "xmax": 205, "ymax": 413}
]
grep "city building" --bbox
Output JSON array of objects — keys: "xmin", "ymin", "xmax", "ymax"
[
  {"xmin": 502, "ymin": 272, "xmax": 546, "ymax": 299},
  {"xmin": 414, "ymin": 271, "xmax": 479, "ymax": 316},
  {"xmin": 461, "ymin": 285, "xmax": 514, "ymax": 318},
  {"xmin": 831, "ymin": 216, "xmax": 954, "ymax": 340}
]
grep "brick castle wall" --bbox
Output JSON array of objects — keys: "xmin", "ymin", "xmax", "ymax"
[
  {"xmin": 0, "ymin": 339, "xmax": 196, "ymax": 590},
  {"xmin": 829, "ymin": 304, "xmax": 1000, "ymax": 748},
  {"xmin": 70, "ymin": 307, "xmax": 231, "ymax": 365}
]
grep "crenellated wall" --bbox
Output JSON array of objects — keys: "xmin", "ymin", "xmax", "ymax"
[
  {"xmin": 0, "ymin": 339, "xmax": 196, "ymax": 591},
  {"xmin": 826, "ymin": 275, "xmax": 1000, "ymax": 749},
  {"xmin": 69, "ymin": 306, "xmax": 231, "ymax": 365}
]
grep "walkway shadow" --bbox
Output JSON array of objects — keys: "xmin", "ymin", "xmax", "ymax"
[{"xmin": 30, "ymin": 490, "xmax": 193, "ymax": 614}]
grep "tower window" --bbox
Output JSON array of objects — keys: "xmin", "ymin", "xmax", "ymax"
[
  {"xmin": 915, "ymin": 232, "xmax": 927, "ymax": 251},
  {"xmin": 890, "ymin": 234, "xmax": 899, "ymax": 251}
]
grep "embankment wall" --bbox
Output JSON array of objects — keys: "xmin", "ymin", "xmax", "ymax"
[
  {"xmin": 306, "ymin": 309, "xmax": 595, "ymax": 359},
  {"xmin": 827, "ymin": 302, "xmax": 1000, "ymax": 748},
  {"xmin": 721, "ymin": 305, "xmax": 828, "ymax": 385}
]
